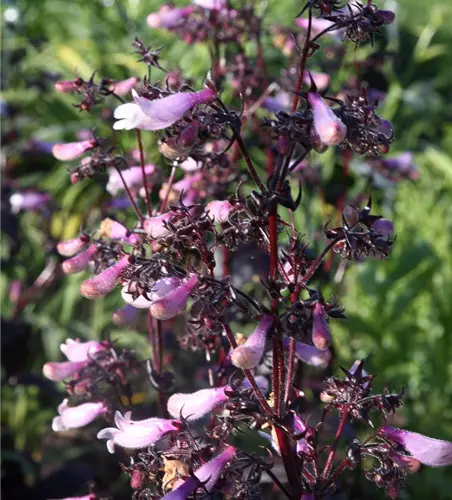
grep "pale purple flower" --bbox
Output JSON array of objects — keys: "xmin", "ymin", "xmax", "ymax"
[
  {"xmin": 106, "ymin": 165, "xmax": 156, "ymax": 195},
  {"xmin": 193, "ymin": 0, "xmax": 227, "ymax": 10},
  {"xmin": 379, "ymin": 426, "xmax": 452, "ymax": 467},
  {"xmin": 231, "ymin": 315, "xmax": 273, "ymax": 369},
  {"xmin": 206, "ymin": 200, "xmax": 235, "ymax": 224},
  {"xmin": 57, "ymin": 236, "xmax": 89, "ymax": 257},
  {"xmin": 109, "ymin": 76, "xmax": 139, "ymax": 96},
  {"xmin": 8, "ymin": 280, "xmax": 22, "ymax": 304},
  {"xmin": 54, "ymin": 80, "xmax": 79, "ymax": 93},
  {"xmin": 167, "ymin": 386, "xmax": 229, "ymax": 420},
  {"xmin": 60, "ymin": 339, "xmax": 108, "ymax": 362},
  {"xmin": 52, "ymin": 140, "xmax": 95, "ymax": 161},
  {"xmin": 61, "ymin": 245, "xmax": 97, "ymax": 274},
  {"xmin": 372, "ymin": 219, "xmax": 394, "ymax": 239},
  {"xmin": 179, "ymin": 157, "xmax": 202, "ymax": 172},
  {"xmin": 132, "ymin": 88, "xmax": 217, "ymax": 131},
  {"xmin": 294, "ymin": 414, "xmax": 312, "ymax": 455},
  {"xmin": 121, "ymin": 286, "xmax": 154, "ymax": 309},
  {"xmin": 52, "ymin": 399, "xmax": 107, "ymax": 431},
  {"xmin": 112, "ymin": 102, "xmax": 156, "ymax": 131},
  {"xmin": 9, "ymin": 191, "xmax": 51, "ymax": 214},
  {"xmin": 147, "ymin": 6, "xmax": 194, "ymax": 29},
  {"xmin": 289, "ymin": 340, "xmax": 332, "ymax": 368},
  {"xmin": 43, "ymin": 360, "xmax": 88, "ymax": 382},
  {"xmin": 262, "ymin": 91, "xmax": 291, "ymax": 113},
  {"xmin": 149, "ymin": 274, "xmax": 198, "ymax": 320},
  {"xmin": 143, "ymin": 212, "xmax": 177, "ymax": 239},
  {"xmin": 97, "ymin": 411, "xmax": 180, "ymax": 453},
  {"xmin": 112, "ymin": 304, "xmax": 139, "ymax": 325},
  {"xmin": 311, "ymin": 302, "xmax": 332, "ymax": 350},
  {"xmin": 303, "ymin": 70, "xmax": 330, "ymax": 91},
  {"xmin": 308, "ymin": 93, "xmax": 347, "ymax": 146},
  {"xmin": 98, "ymin": 218, "xmax": 140, "ymax": 244},
  {"xmin": 80, "ymin": 255, "xmax": 129, "ymax": 299},
  {"xmin": 162, "ymin": 446, "xmax": 236, "ymax": 499},
  {"xmin": 382, "ymin": 152, "xmax": 418, "ymax": 180}
]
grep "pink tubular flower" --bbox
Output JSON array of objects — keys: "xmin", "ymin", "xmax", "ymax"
[
  {"xmin": 163, "ymin": 446, "xmax": 236, "ymax": 499},
  {"xmin": 80, "ymin": 255, "xmax": 130, "ymax": 299},
  {"xmin": 143, "ymin": 212, "xmax": 177, "ymax": 239},
  {"xmin": 57, "ymin": 235, "xmax": 89, "ymax": 257},
  {"xmin": 106, "ymin": 164, "xmax": 156, "ymax": 195},
  {"xmin": 52, "ymin": 140, "xmax": 96, "ymax": 161},
  {"xmin": 206, "ymin": 200, "xmax": 235, "ymax": 224},
  {"xmin": 60, "ymin": 339, "xmax": 108, "ymax": 362},
  {"xmin": 54, "ymin": 80, "xmax": 79, "ymax": 93},
  {"xmin": 379, "ymin": 427, "xmax": 452, "ymax": 467},
  {"xmin": 303, "ymin": 71, "xmax": 330, "ymax": 92},
  {"xmin": 167, "ymin": 386, "xmax": 229, "ymax": 420},
  {"xmin": 132, "ymin": 88, "xmax": 217, "ymax": 131},
  {"xmin": 146, "ymin": 6, "xmax": 194, "ymax": 28},
  {"xmin": 289, "ymin": 340, "xmax": 332, "ymax": 368},
  {"xmin": 308, "ymin": 93, "xmax": 347, "ymax": 146},
  {"xmin": 262, "ymin": 91, "xmax": 291, "ymax": 112},
  {"xmin": 62, "ymin": 245, "xmax": 97, "ymax": 274},
  {"xmin": 311, "ymin": 302, "xmax": 332, "ymax": 350},
  {"xmin": 43, "ymin": 361, "xmax": 88, "ymax": 382},
  {"xmin": 97, "ymin": 411, "xmax": 181, "ymax": 454},
  {"xmin": 231, "ymin": 315, "xmax": 273, "ymax": 369},
  {"xmin": 149, "ymin": 274, "xmax": 198, "ymax": 320},
  {"xmin": 109, "ymin": 77, "xmax": 139, "ymax": 96},
  {"xmin": 193, "ymin": 0, "xmax": 227, "ymax": 10},
  {"xmin": 52, "ymin": 399, "xmax": 107, "ymax": 431},
  {"xmin": 113, "ymin": 101, "xmax": 156, "ymax": 131},
  {"xmin": 9, "ymin": 191, "xmax": 51, "ymax": 214},
  {"xmin": 113, "ymin": 304, "xmax": 139, "ymax": 325}
]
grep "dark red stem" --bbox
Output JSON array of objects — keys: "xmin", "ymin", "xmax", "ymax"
[
  {"xmin": 291, "ymin": 8, "xmax": 312, "ymax": 113},
  {"xmin": 321, "ymin": 409, "xmax": 350, "ymax": 481},
  {"xmin": 135, "ymin": 130, "xmax": 152, "ymax": 217},
  {"xmin": 114, "ymin": 166, "xmax": 144, "ymax": 223}
]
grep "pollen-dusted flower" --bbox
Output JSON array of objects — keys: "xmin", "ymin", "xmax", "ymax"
[
  {"xmin": 52, "ymin": 140, "xmax": 96, "ymax": 161},
  {"xmin": 132, "ymin": 88, "xmax": 217, "ymax": 131},
  {"xmin": 97, "ymin": 411, "xmax": 181, "ymax": 453},
  {"xmin": 52, "ymin": 399, "xmax": 107, "ymax": 431},
  {"xmin": 308, "ymin": 92, "xmax": 347, "ymax": 146},
  {"xmin": 60, "ymin": 339, "xmax": 108, "ymax": 362},
  {"xmin": 231, "ymin": 315, "xmax": 273, "ymax": 369},
  {"xmin": 149, "ymin": 274, "xmax": 198, "ymax": 320},
  {"xmin": 311, "ymin": 302, "xmax": 332, "ymax": 350},
  {"xmin": 109, "ymin": 77, "xmax": 139, "ymax": 96},
  {"xmin": 62, "ymin": 245, "xmax": 97, "ymax": 274},
  {"xmin": 379, "ymin": 427, "xmax": 452, "ymax": 467},
  {"xmin": 57, "ymin": 235, "xmax": 90, "ymax": 257},
  {"xmin": 205, "ymin": 200, "xmax": 235, "ymax": 224},
  {"xmin": 80, "ymin": 255, "xmax": 130, "ymax": 299},
  {"xmin": 146, "ymin": 6, "xmax": 194, "ymax": 29},
  {"xmin": 167, "ymin": 386, "xmax": 229, "ymax": 420},
  {"xmin": 43, "ymin": 360, "xmax": 88, "ymax": 382},
  {"xmin": 162, "ymin": 446, "xmax": 236, "ymax": 499}
]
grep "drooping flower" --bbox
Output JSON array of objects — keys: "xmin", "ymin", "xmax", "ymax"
[
  {"xmin": 109, "ymin": 76, "xmax": 139, "ymax": 96},
  {"xmin": 231, "ymin": 315, "xmax": 273, "ymax": 369},
  {"xmin": 308, "ymin": 92, "xmax": 347, "ymax": 146},
  {"xmin": 286, "ymin": 339, "xmax": 332, "ymax": 368},
  {"xmin": 167, "ymin": 386, "xmax": 229, "ymax": 421},
  {"xmin": 311, "ymin": 302, "xmax": 332, "ymax": 350},
  {"xmin": 9, "ymin": 191, "xmax": 51, "ymax": 214},
  {"xmin": 162, "ymin": 446, "xmax": 236, "ymax": 499},
  {"xmin": 60, "ymin": 339, "xmax": 108, "ymax": 362},
  {"xmin": 61, "ymin": 245, "xmax": 97, "ymax": 274},
  {"xmin": 132, "ymin": 88, "xmax": 217, "ymax": 131},
  {"xmin": 146, "ymin": 6, "xmax": 194, "ymax": 29},
  {"xmin": 97, "ymin": 411, "xmax": 181, "ymax": 453},
  {"xmin": 262, "ymin": 91, "xmax": 292, "ymax": 113},
  {"xmin": 52, "ymin": 140, "xmax": 96, "ymax": 161},
  {"xmin": 206, "ymin": 200, "xmax": 235, "ymax": 224},
  {"xmin": 80, "ymin": 255, "xmax": 130, "ymax": 299},
  {"xmin": 149, "ymin": 274, "xmax": 198, "ymax": 320},
  {"xmin": 379, "ymin": 427, "xmax": 452, "ymax": 467},
  {"xmin": 42, "ymin": 361, "xmax": 88, "ymax": 382},
  {"xmin": 57, "ymin": 235, "xmax": 90, "ymax": 257},
  {"xmin": 52, "ymin": 399, "xmax": 107, "ymax": 431}
]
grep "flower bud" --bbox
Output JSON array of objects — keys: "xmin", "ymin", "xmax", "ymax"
[
  {"xmin": 205, "ymin": 200, "xmax": 235, "ymax": 224},
  {"xmin": 143, "ymin": 212, "xmax": 177, "ymax": 239},
  {"xmin": 231, "ymin": 315, "xmax": 273, "ymax": 369},
  {"xmin": 375, "ymin": 9, "xmax": 395, "ymax": 24},
  {"xmin": 167, "ymin": 386, "xmax": 228, "ymax": 420},
  {"xmin": 52, "ymin": 399, "xmax": 107, "ymax": 431},
  {"xmin": 60, "ymin": 339, "xmax": 108, "ymax": 362},
  {"xmin": 80, "ymin": 256, "xmax": 130, "ymax": 299},
  {"xmin": 113, "ymin": 304, "xmax": 139, "ymax": 325},
  {"xmin": 311, "ymin": 303, "xmax": 332, "ymax": 350},
  {"xmin": 109, "ymin": 77, "xmax": 139, "ymax": 96},
  {"xmin": 177, "ymin": 120, "xmax": 199, "ymax": 149},
  {"xmin": 372, "ymin": 218, "xmax": 393, "ymax": 238},
  {"xmin": 57, "ymin": 235, "xmax": 90, "ymax": 257},
  {"xmin": 52, "ymin": 140, "xmax": 96, "ymax": 161},
  {"xmin": 62, "ymin": 245, "xmax": 97, "ymax": 274},
  {"xmin": 149, "ymin": 274, "xmax": 198, "ymax": 320},
  {"xmin": 308, "ymin": 93, "xmax": 347, "ymax": 146},
  {"xmin": 54, "ymin": 80, "xmax": 78, "ymax": 93},
  {"xmin": 43, "ymin": 360, "xmax": 88, "ymax": 381}
]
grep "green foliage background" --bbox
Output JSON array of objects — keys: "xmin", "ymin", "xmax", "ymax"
[{"xmin": 2, "ymin": 0, "xmax": 452, "ymax": 498}]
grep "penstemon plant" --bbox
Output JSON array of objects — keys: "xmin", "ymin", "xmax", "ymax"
[{"xmin": 31, "ymin": 0, "xmax": 451, "ymax": 499}]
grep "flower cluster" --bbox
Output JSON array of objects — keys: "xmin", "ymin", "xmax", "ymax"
[{"xmin": 25, "ymin": 0, "xmax": 452, "ymax": 499}]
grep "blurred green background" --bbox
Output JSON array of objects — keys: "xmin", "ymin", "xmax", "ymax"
[{"xmin": 2, "ymin": 0, "xmax": 452, "ymax": 498}]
